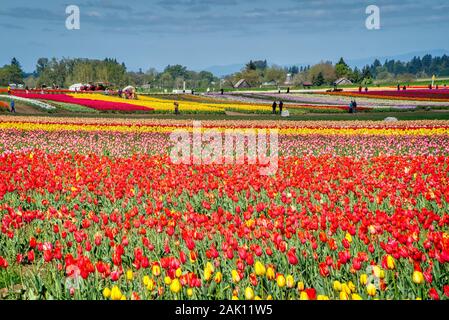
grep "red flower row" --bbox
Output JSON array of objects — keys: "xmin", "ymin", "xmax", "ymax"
[{"xmin": 12, "ymin": 93, "xmax": 152, "ymax": 112}]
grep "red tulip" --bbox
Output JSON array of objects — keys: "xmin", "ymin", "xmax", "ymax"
[{"xmin": 429, "ymin": 288, "xmax": 440, "ymax": 300}]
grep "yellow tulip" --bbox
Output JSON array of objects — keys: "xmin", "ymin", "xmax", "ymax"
[
  {"xmin": 206, "ymin": 262, "xmax": 214, "ymax": 273},
  {"xmin": 333, "ymin": 280, "xmax": 342, "ymax": 292},
  {"xmin": 386, "ymin": 255, "xmax": 395, "ymax": 270},
  {"xmin": 341, "ymin": 283, "xmax": 351, "ymax": 295},
  {"xmin": 277, "ymin": 275, "xmax": 286, "ymax": 288},
  {"xmin": 352, "ymin": 294, "xmax": 363, "ymax": 300},
  {"xmin": 340, "ymin": 291, "xmax": 349, "ymax": 300},
  {"xmin": 412, "ymin": 271, "xmax": 424, "ymax": 284},
  {"xmin": 254, "ymin": 261, "xmax": 266, "ymax": 276},
  {"xmin": 372, "ymin": 266, "xmax": 382, "ymax": 278},
  {"xmin": 345, "ymin": 233, "xmax": 352, "ymax": 243},
  {"xmin": 245, "ymin": 287, "xmax": 255, "ymax": 300},
  {"xmin": 286, "ymin": 275, "xmax": 295, "ymax": 288},
  {"xmin": 255, "ymin": 296, "xmax": 262, "ymax": 300},
  {"xmin": 126, "ymin": 269, "xmax": 134, "ymax": 281},
  {"xmin": 103, "ymin": 287, "xmax": 111, "ymax": 299},
  {"xmin": 299, "ymin": 291, "xmax": 309, "ymax": 300},
  {"xmin": 176, "ymin": 268, "xmax": 182, "ymax": 278},
  {"xmin": 152, "ymin": 265, "xmax": 161, "ymax": 276},
  {"xmin": 267, "ymin": 295, "xmax": 273, "ymax": 300},
  {"xmin": 146, "ymin": 279, "xmax": 155, "ymax": 291},
  {"xmin": 214, "ymin": 271, "xmax": 222, "ymax": 284},
  {"xmin": 164, "ymin": 276, "xmax": 172, "ymax": 285},
  {"xmin": 110, "ymin": 286, "xmax": 122, "ymax": 301},
  {"xmin": 348, "ymin": 281, "xmax": 356, "ymax": 293},
  {"xmin": 232, "ymin": 295, "xmax": 239, "ymax": 300},
  {"xmin": 366, "ymin": 284, "xmax": 377, "ymax": 296},
  {"xmin": 170, "ymin": 279, "xmax": 182, "ymax": 294},
  {"xmin": 143, "ymin": 275, "xmax": 150, "ymax": 286},
  {"xmin": 231, "ymin": 270, "xmax": 241, "ymax": 283},
  {"xmin": 317, "ymin": 295, "xmax": 329, "ymax": 300},
  {"xmin": 204, "ymin": 268, "xmax": 213, "ymax": 281},
  {"xmin": 360, "ymin": 274, "xmax": 368, "ymax": 285},
  {"xmin": 266, "ymin": 267, "xmax": 275, "ymax": 280},
  {"xmin": 297, "ymin": 281, "xmax": 305, "ymax": 292},
  {"xmin": 187, "ymin": 288, "xmax": 194, "ymax": 297},
  {"xmin": 120, "ymin": 296, "xmax": 127, "ymax": 300}
]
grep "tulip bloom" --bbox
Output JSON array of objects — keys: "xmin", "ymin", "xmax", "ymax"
[
  {"xmin": 110, "ymin": 286, "xmax": 122, "ymax": 300},
  {"xmin": 366, "ymin": 284, "xmax": 377, "ymax": 297},
  {"xmin": 254, "ymin": 261, "xmax": 266, "ymax": 276},
  {"xmin": 360, "ymin": 274, "xmax": 368, "ymax": 285},
  {"xmin": 286, "ymin": 275, "xmax": 295, "ymax": 288},
  {"xmin": 170, "ymin": 279, "xmax": 182, "ymax": 294},
  {"xmin": 245, "ymin": 287, "xmax": 255, "ymax": 300},
  {"xmin": 333, "ymin": 281, "xmax": 342, "ymax": 292},
  {"xmin": 266, "ymin": 267, "xmax": 275, "ymax": 280},
  {"xmin": 277, "ymin": 275, "xmax": 286, "ymax": 288},
  {"xmin": 413, "ymin": 271, "xmax": 424, "ymax": 284},
  {"xmin": 231, "ymin": 270, "xmax": 241, "ymax": 283},
  {"xmin": 214, "ymin": 272, "xmax": 222, "ymax": 284},
  {"xmin": 103, "ymin": 287, "xmax": 111, "ymax": 299}
]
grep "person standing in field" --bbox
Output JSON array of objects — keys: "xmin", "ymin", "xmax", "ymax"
[
  {"xmin": 7, "ymin": 85, "xmax": 11, "ymax": 95},
  {"xmin": 279, "ymin": 101, "xmax": 284, "ymax": 114},
  {"xmin": 10, "ymin": 100, "xmax": 16, "ymax": 113},
  {"xmin": 174, "ymin": 102, "xmax": 180, "ymax": 115},
  {"xmin": 272, "ymin": 101, "xmax": 277, "ymax": 114}
]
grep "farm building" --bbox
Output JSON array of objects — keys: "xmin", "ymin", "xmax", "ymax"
[
  {"xmin": 302, "ymin": 82, "xmax": 313, "ymax": 88},
  {"xmin": 334, "ymin": 78, "xmax": 353, "ymax": 86},
  {"xmin": 234, "ymin": 79, "xmax": 251, "ymax": 89}
]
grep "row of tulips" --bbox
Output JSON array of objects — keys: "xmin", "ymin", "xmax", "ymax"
[
  {"xmin": 325, "ymin": 90, "xmax": 449, "ymax": 102},
  {"xmin": 2, "ymin": 128, "xmax": 449, "ymax": 158},
  {"xmin": 12, "ymin": 93, "xmax": 152, "ymax": 112},
  {"xmin": 2, "ymin": 120, "xmax": 449, "ymax": 135}
]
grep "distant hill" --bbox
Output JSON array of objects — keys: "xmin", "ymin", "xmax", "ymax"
[{"xmin": 201, "ymin": 63, "xmax": 245, "ymax": 77}]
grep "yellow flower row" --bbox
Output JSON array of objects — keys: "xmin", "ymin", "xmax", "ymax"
[
  {"xmin": 70, "ymin": 93, "xmax": 272, "ymax": 113},
  {"xmin": 2, "ymin": 121, "xmax": 449, "ymax": 136}
]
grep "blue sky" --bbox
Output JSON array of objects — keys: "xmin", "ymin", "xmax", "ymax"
[{"xmin": 1, "ymin": 0, "xmax": 449, "ymax": 72}]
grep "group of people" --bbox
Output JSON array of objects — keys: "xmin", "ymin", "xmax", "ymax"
[
  {"xmin": 358, "ymin": 86, "xmax": 369, "ymax": 93},
  {"xmin": 118, "ymin": 88, "xmax": 136, "ymax": 100},
  {"xmin": 272, "ymin": 101, "xmax": 284, "ymax": 114}
]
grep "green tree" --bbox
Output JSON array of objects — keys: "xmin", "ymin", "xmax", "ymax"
[
  {"xmin": 0, "ymin": 58, "xmax": 24, "ymax": 85},
  {"xmin": 335, "ymin": 57, "xmax": 351, "ymax": 78},
  {"xmin": 313, "ymin": 72, "xmax": 325, "ymax": 86}
]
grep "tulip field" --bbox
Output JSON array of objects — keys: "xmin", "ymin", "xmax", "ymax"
[{"xmin": 1, "ymin": 116, "xmax": 449, "ymax": 301}]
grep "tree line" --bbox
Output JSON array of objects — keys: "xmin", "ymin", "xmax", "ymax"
[
  {"xmin": 1, "ymin": 54, "xmax": 448, "ymax": 89},
  {"xmin": 225, "ymin": 54, "xmax": 449, "ymax": 88},
  {"xmin": 0, "ymin": 58, "xmax": 219, "ymax": 90}
]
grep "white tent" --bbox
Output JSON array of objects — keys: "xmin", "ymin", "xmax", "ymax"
[
  {"xmin": 69, "ymin": 83, "xmax": 86, "ymax": 92},
  {"xmin": 122, "ymin": 85, "xmax": 135, "ymax": 92}
]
